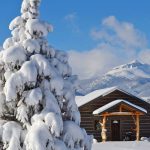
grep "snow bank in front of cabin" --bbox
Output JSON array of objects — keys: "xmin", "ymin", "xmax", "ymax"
[{"xmin": 92, "ymin": 141, "xmax": 150, "ymax": 150}]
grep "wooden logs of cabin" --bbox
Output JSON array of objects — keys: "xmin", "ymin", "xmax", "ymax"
[{"xmin": 79, "ymin": 90, "xmax": 150, "ymax": 142}]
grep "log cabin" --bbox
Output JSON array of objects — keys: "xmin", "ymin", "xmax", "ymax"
[{"xmin": 75, "ymin": 87, "xmax": 150, "ymax": 142}]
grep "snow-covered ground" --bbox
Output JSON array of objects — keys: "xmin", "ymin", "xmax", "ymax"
[{"xmin": 92, "ymin": 141, "xmax": 150, "ymax": 150}]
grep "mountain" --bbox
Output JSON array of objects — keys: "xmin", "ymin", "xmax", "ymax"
[{"xmin": 78, "ymin": 60, "xmax": 150, "ymax": 101}]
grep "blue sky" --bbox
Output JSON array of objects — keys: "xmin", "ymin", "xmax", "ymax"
[{"xmin": 0, "ymin": 0, "xmax": 150, "ymax": 79}]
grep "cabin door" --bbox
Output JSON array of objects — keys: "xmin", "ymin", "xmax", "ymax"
[{"xmin": 111, "ymin": 120, "xmax": 120, "ymax": 141}]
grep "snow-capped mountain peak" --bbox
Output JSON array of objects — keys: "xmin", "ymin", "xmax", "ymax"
[
  {"xmin": 78, "ymin": 60, "xmax": 150, "ymax": 100},
  {"xmin": 107, "ymin": 60, "xmax": 150, "ymax": 79},
  {"xmin": 113, "ymin": 60, "xmax": 143, "ymax": 70}
]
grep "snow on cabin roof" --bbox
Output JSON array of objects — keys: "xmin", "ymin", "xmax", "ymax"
[
  {"xmin": 75, "ymin": 87, "xmax": 116, "ymax": 107},
  {"xmin": 93, "ymin": 99, "xmax": 147, "ymax": 115},
  {"xmin": 75, "ymin": 96, "xmax": 84, "ymax": 101},
  {"xmin": 75, "ymin": 86, "xmax": 137, "ymax": 107}
]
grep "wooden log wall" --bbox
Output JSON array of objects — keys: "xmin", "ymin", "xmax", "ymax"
[{"xmin": 79, "ymin": 90, "xmax": 150, "ymax": 142}]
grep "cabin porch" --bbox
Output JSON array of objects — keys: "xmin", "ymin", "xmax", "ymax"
[{"xmin": 93, "ymin": 100, "xmax": 147, "ymax": 142}]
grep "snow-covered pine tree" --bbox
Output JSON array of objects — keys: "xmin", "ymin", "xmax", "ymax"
[{"xmin": 0, "ymin": 0, "xmax": 92, "ymax": 149}]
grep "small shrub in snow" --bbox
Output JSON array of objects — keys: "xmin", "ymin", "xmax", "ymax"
[
  {"xmin": 93, "ymin": 139, "xmax": 98, "ymax": 144},
  {"xmin": 141, "ymin": 137, "xmax": 150, "ymax": 142}
]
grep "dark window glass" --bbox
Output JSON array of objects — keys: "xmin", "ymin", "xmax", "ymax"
[{"xmin": 94, "ymin": 120, "xmax": 101, "ymax": 131}]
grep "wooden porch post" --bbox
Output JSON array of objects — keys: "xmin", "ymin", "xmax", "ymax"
[
  {"xmin": 119, "ymin": 105, "xmax": 122, "ymax": 112},
  {"xmin": 136, "ymin": 114, "xmax": 140, "ymax": 141},
  {"xmin": 101, "ymin": 115, "xmax": 107, "ymax": 142}
]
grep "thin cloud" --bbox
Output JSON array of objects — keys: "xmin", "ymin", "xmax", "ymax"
[
  {"xmin": 68, "ymin": 16, "xmax": 149, "ymax": 80},
  {"xmin": 68, "ymin": 45, "xmax": 125, "ymax": 79},
  {"xmin": 91, "ymin": 16, "xmax": 147, "ymax": 49},
  {"xmin": 138, "ymin": 49, "xmax": 150, "ymax": 64},
  {"xmin": 64, "ymin": 13, "xmax": 77, "ymax": 22},
  {"xmin": 64, "ymin": 12, "xmax": 80, "ymax": 33}
]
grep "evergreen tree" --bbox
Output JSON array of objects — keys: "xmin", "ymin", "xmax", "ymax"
[{"xmin": 0, "ymin": 0, "xmax": 92, "ymax": 149}]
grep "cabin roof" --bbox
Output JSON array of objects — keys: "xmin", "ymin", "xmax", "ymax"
[
  {"xmin": 93, "ymin": 99, "xmax": 147, "ymax": 115},
  {"xmin": 75, "ymin": 86, "xmax": 146, "ymax": 107}
]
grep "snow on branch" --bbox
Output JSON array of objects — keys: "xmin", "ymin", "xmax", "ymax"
[{"xmin": 26, "ymin": 19, "xmax": 53, "ymax": 37}]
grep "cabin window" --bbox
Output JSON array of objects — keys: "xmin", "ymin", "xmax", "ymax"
[{"xmin": 94, "ymin": 120, "xmax": 101, "ymax": 131}]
